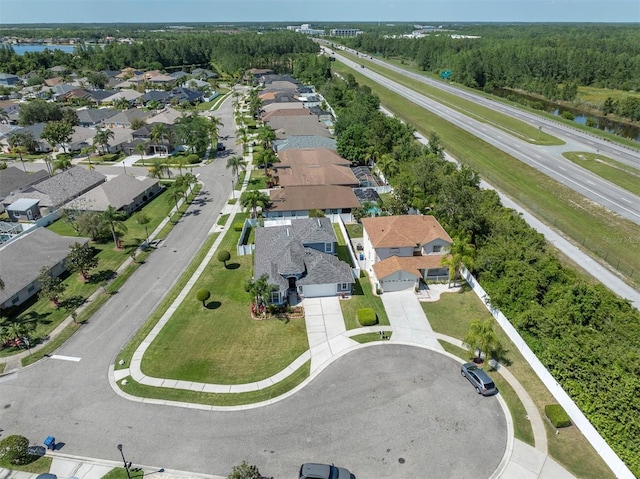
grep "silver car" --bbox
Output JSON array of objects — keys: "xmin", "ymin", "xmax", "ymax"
[
  {"xmin": 299, "ymin": 462, "xmax": 353, "ymax": 479},
  {"xmin": 461, "ymin": 362, "xmax": 497, "ymax": 396}
]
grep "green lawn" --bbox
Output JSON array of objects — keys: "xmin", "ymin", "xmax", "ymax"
[
  {"xmin": 340, "ymin": 50, "xmax": 564, "ymax": 147},
  {"xmin": 344, "ymin": 222, "xmax": 363, "ymax": 239},
  {"xmin": 562, "ymin": 152, "xmax": 640, "ymax": 197},
  {"xmin": 120, "ymin": 360, "xmax": 309, "ymax": 406},
  {"xmin": 332, "ymin": 62, "xmax": 640, "ymax": 286},
  {"xmin": 340, "ymin": 272, "xmax": 389, "ymax": 329},
  {"xmin": 351, "ymin": 332, "xmax": 392, "ymax": 343},
  {"xmin": 0, "ymin": 455, "xmax": 51, "ymax": 474},
  {"xmin": 140, "ymin": 213, "xmax": 309, "ymax": 384},
  {"xmin": 246, "ymin": 170, "xmax": 267, "ymax": 190},
  {"xmin": 425, "ymin": 288, "xmax": 614, "ymax": 479}
]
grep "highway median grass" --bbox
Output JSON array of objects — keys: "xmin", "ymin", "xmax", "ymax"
[
  {"xmin": 562, "ymin": 151, "xmax": 640, "ymax": 197},
  {"xmin": 333, "ymin": 62, "xmax": 640, "ymax": 286},
  {"xmin": 338, "ymin": 50, "xmax": 564, "ymax": 147}
]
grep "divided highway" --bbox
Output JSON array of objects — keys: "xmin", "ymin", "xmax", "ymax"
[{"xmin": 325, "ymin": 47, "xmax": 640, "ymax": 226}]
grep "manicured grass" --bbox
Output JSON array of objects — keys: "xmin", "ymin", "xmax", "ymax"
[
  {"xmin": 340, "ymin": 50, "xmax": 564, "ymax": 146},
  {"xmin": 340, "ymin": 272, "xmax": 389, "ymax": 330},
  {"xmin": 426, "ymin": 288, "xmax": 614, "ymax": 479},
  {"xmin": 217, "ymin": 214, "xmax": 230, "ymax": 226},
  {"xmin": 102, "ymin": 468, "xmax": 132, "ymax": 479},
  {"xmin": 0, "ymin": 455, "xmax": 52, "ymax": 474},
  {"xmin": 562, "ymin": 151, "xmax": 640, "ymax": 197},
  {"xmin": 140, "ymin": 213, "xmax": 309, "ymax": 384},
  {"xmin": 344, "ymin": 222, "xmax": 363, "ymax": 239},
  {"xmin": 115, "ymin": 233, "xmax": 219, "ymax": 370},
  {"xmin": 246, "ymin": 170, "xmax": 267, "ymax": 190},
  {"xmin": 351, "ymin": 333, "xmax": 392, "ymax": 344},
  {"xmin": 333, "ymin": 62, "xmax": 640, "ymax": 285},
  {"xmin": 332, "ymin": 223, "xmax": 354, "ymax": 266},
  {"xmin": 120, "ymin": 361, "xmax": 310, "ymax": 406}
]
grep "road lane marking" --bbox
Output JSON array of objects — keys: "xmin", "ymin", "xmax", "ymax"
[
  {"xmin": 558, "ymin": 166, "xmax": 566, "ymax": 171},
  {"xmin": 586, "ymin": 180, "xmax": 596, "ymax": 186},
  {"xmin": 621, "ymin": 197, "xmax": 632, "ymax": 204},
  {"xmin": 50, "ymin": 355, "xmax": 81, "ymax": 362}
]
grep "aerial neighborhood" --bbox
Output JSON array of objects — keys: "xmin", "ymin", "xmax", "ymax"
[{"xmin": 0, "ymin": 21, "xmax": 639, "ymax": 479}]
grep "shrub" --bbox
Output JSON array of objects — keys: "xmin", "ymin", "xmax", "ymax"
[
  {"xmin": 233, "ymin": 222, "xmax": 243, "ymax": 232},
  {"xmin": 0, "ymin": 435, "xmax": 32, "ymax": 464},
  {"xmin": 561, "ymin": 110, "xmax": 575, "ymax": 121},
  {"xmin": 186, "ymin": 154, "xmax": 200, "ymax": 164},
  {"xmin": 545, "ymin": 404, "xmax": 572, "ymax": 428},
  {"xmin": 217, "ymin": 250, "xmax": 231, "ymax": 267},
  {"xmin": 196, "ymin": 288, "xmax": 211, "ymax": 306},
  {"xmin": 357, "ymin": 308, "xmax": 377, "ymax": 326}
]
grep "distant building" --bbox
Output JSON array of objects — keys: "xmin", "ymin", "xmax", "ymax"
[
  {"xmin": 287, "ymin": 24, "xmax": 325, "ymax": 36},
  {"xmin": 329, "ymin": 28, "xmax": 363, "ymax": 37}
]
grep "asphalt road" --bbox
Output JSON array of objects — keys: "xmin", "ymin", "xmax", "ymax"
[
  {"xmin": 326, "ymin": 47, "xmax": 640, "ymax": 226},
  {"xmin": 1, "ymin": 346, "xmax": 507, "ymax": 479},
  {"xmin": 0, "ymin": 93, "xmax": 507, "ymax": 479}
]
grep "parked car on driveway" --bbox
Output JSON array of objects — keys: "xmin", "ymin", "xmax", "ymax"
[
  {"xmin": 461, "ymin": 362, "xmax": 497, "ymax": 396},
  {"xmin": 299, "ymin": 462, "xmax": 353, "ymax": 479}
]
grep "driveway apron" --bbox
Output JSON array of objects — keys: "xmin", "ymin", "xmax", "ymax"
[{"xmin": 381, "ymin": 290, "xmax": 443, "ymax": 350}]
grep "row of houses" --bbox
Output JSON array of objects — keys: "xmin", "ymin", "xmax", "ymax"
[{"xmin": 247, "ymin": 73, "xmax": 452, "ymax": 303}]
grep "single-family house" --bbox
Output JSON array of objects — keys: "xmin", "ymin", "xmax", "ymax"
[
  {"xmin": 191, "ymin": 68, "xmax": 218, "ymax": 80},
  {"xmin": 146, "ymin": 107, "xmax": 183, "ymax": 125},
  {"xmin": 262, "ymin": 102, "xmax": 305, "ymax": 115},
  {"xmin": 253, "ymin": 217, "xmax": 354, "ymax": 303},
  {"xmin": 272, "ymin": 136, "xmax": 337, "ymax": 153},
  {"xmin": 147, "ymin": 74, "xmax": 176, "ymax": 86},
  {"xmin": 1, "ymin": 166, "xmax": 106, "ymax": 215},
  {"xmin": 102, "ymin": 90, "xmax": 143, "ymax": 106},
  {"xmin": 261, "ymin": 108, "xmax": 312, "ymax": 122},
  {"xmin": 169, "ymin": 87, "xmax": 204, "ymax": 104},
  {"xmin": 10, "ymin": 123, "xmax": 52, "ymax": 152},
  {"xmin": 361, "ymin": 215, "xmax": 453, "ymax": 292},
  {"xmin": 66, "ymin": 174, "xmax": 162, "ymax": 213},
  {"xmin": 5, "ymin": 198, "xmax": 41, "ymax": 221},
  {"xmin": 0, "ymin": 227, "xmax": 89, "ymax": 309},
  {"xmin": 76, "ymin": 108, "xmax": 118, "ymax": 127},
  {"xmin": 139, "ymin": 90, "xmax": 172, "ymax": 106},
  {"xmin": 0, "ymin": 73, "xmax": 21, "ymax": 86},
  {"xmin": 266, "ymin": 185, "xmax": 360, "ymax": 222},
  {"xmin": 273, "ymin": 148, "xmax": 359, "ymax": 188},
  {"xmin": 102, "ymin": 109, "xmax": 153, "ymax": 129},
  {"xmin": 265, "ymin": 115, "xmax": 332, "ymax": 140},
  {"xmin": 0, "ymin": 167, "xmax": 49, "ymax": 203},
  {"xmin": 0, "ymin": 100, "xmax": 20, "ymax": 123}
]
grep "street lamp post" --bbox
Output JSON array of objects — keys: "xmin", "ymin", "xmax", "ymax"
[
  {"xmin": 117, "ymin": 444, "xmax": 132, "ymax": 479},
  {"xmin": 231, "ymin": 179, "xmax": 235, "ymax": 199}
]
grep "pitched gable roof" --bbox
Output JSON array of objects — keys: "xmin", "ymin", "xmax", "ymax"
[
  {"xmin": 67, "ymin": 174, "xmax": 159, "ymax": 211},
  {"xmin": 362, "ymin": 215, "xmax": 452, "ymax": 248},
  {"xmin": 0, "ymin": 167, "xmax": 49, "ymax": 198},
  {"xmin": 372, "ymin": 255, "xmax": 450, "ymax": 281},
  {"xmin": 268, "ymin": 185, "xmax": 360, "ymax": 212}
]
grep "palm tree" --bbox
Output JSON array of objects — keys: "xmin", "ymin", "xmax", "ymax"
[
  {"xmin": 226, "ymin": 155, "xmax": 247, "ymax": 185},
  {"xmin": 240, "ymin": 190, "xmax": 270, "ymax": 219},
  {"xmin": 43, "ymin": 155, "xmax": 54, "ymax": 176},
  {"xmin": 256, "ymin": 124, "xmax": 275, "ymax": 150},
  {"xmin": 134, "ymin": 141, "xmax": 148, "ymax": 161},
  {"xmin": 463, "ymin": 318, "xmax": 502, "ymax": 363},
  {"xmin": 80, "ymin": 145, "xmax": 96, "ymax": 169},
  {"xmin": 113, "ymin": 97, "xmax": 130, "ymax": 111},
  {"xmin": 150, "ymin": 123, "xmax": 170, "ymax": 156},
  {"xmin": 101, "ymin": 205, "xmax": 128, "ymax": 249},
  {"xmin": 53, "ymin": 156, "xmax": 72, "ymax": 173},
  {"xmin": 13, "ymin": 146, "xmax": 28, "ymax": 172},
  {"xmin": 208, "ymin": 116, "xmax": 224, "ymax": 145},
  {"xmin": 440, "ymin": 232, "xmax": 476, "ymax": 287},
  {"xmin": 376, "ymin": 154, "xmax": 399, "ymax": 184},
  {"xmin": 167, "ymin": 183, "xmax": 186, "ymax": 214},
  {"xmin": 94, "ymin": 127, "xmax": 114, "ymax": 155}
]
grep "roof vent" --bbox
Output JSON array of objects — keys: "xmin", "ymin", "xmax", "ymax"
[
  {"xmin": 317, "ymin": 218, "xmax": 322, "ymax": 227},
  {"xmin": 286, "ymin": 228, "xmax": 290, "ymax": 237}
]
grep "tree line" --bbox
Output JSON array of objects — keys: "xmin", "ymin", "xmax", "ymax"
[
  {"xmin": 337, "ymin": 25, "xmax": 640, "ymax": 120},
  {"xmin": 0, "ymin": 30, "xmax": 319, "ymax": 78},
  {"xmin": 294, "ymin": 53, "xmax": 640, "ymax": 475}
]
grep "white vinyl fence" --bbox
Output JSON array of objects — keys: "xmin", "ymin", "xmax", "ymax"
[{"xmin": 462, "ymin": 266, "xmax": 634, "ymax": 479}]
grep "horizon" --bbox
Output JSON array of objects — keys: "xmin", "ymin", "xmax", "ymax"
[{"xmin": 0, "ymin": 0, "xmax": 638, "ymax": 24}]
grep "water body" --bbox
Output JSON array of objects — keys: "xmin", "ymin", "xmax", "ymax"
[
  {"xmin": 493, "ymin": 88, "xmax": 640, "ymax": 143},
  {"xmin": 4, "ymin": 44, "xmax": 78, "ymax": 55}
]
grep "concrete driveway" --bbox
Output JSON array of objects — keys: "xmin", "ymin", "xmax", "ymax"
[{"xmin": 381, "ymin": 290, "xmax": 442, "ymax": 350}]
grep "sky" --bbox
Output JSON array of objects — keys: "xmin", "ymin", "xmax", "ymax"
[{"xmin": 0, "ymin": 0, "xmax": 638, "ymax": 24}]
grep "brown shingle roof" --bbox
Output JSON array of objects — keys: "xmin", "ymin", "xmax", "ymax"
[
  {"xmin": 373, "ymin": 254, "xmax": 451, "ymax": 280},
  {"xmin": 266, "ymin": 116, "xmax": 332, "ymax": 139},
  {"xmin": 362, "ymin": 215, "xmax": 452, "ymax": 248},
  {"xmin": 268, "ymin": 185, "xmax": 360, "ymax": 212},
  {"xmin": 261, "ymin": 108, "xmax": 312, "ymax": 122},
  {"xmin": 275, "ymin": 148, "xmax": 357, "ymax": 187}
]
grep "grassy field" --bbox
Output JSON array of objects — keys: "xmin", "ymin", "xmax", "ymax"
[
  {"xmin": 577, "ymin": 86, "xmax": 640, "ymax": 105},
  {"xmin": 332, "ymin": 62, "xmax": 640, "ymax": 285},
  {"xmin": 140, "ymin": 213, "xmax": 309, "ymax": 384},
  {"xmin": 424, "ymin": 288, "xmax": 615, "ymax": 479},
  {"xmin": 340, "ymin": 51, "xmax": 564, "ymax": 146},
  {"xmin": 562, "ymin": 152, "xmax": 640, "ymax": 197}
]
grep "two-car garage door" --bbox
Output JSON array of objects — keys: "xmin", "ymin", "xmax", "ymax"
[
  {"xmin": 301, "ymin": 283, "xmax": 338, "ymax": 298},
  {"xmin": 380, "ymin": 270, "xmax": 419, "ymax": 292}
]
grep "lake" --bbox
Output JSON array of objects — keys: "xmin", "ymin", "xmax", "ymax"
[{"xmin": 4, "ymin": 44, "xmax": 78, "ymax": 55}]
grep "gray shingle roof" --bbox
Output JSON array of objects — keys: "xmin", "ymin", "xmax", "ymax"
[
  {"xmin": 254, "ymin": 218, "xmax": 352, "ymax": 291},
  {"xmin": 273, "ymin": 136, "xmax": 337, "ymax": 152},
  {"xmin": 76, "ymin": 108, "xmax": 118, "ymax": 125},
  {"xmin": 2, "ymin": 166, "xmax": 106, "ymax": 209},
  {"xmin": 0, "ymin": 166, "xmax": 49, "ymax": 199},
  {"xmin": 0, "ymin": 227, "xmax": 89, "ymax": 305},
  {"xmin": 67, "ymin": 174, "xmax": 159, "ymax": 211}
]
